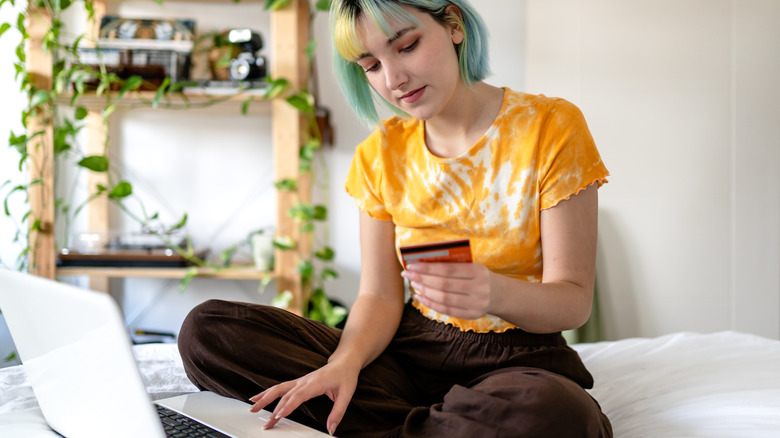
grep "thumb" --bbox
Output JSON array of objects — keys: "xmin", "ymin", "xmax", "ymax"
[{"xmin": 326, "ymin": 395, "xmax": 350, "ymax": 436}]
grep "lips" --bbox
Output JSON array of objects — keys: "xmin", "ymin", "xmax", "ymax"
[{"xmin": 401, "ymin": 86, "xmax": 425, "ymax": 103}]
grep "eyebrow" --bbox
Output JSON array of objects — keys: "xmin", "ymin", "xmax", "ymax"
[{"xmin": 354, "ymin": 26, "xmax": 416, "ymax": 62}]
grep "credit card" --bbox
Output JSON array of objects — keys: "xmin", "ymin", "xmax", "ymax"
[{"xmin": 400, "ymin": 239, "xmax": 472, "ymax": 269}]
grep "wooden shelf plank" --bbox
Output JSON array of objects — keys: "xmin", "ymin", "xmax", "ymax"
[
  {"xmin": 57, "ymin": 265, "xmax": 274, "ymax": 280},
  {"xmin": 60, "ymin": 90, "xmax": 272, "ymax": 115}
]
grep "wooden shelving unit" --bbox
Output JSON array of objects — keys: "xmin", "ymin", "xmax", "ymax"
[
  {"xmin": 56, "ymin": 265, "xmax": 271, "ymax": 280},
  {"xmin": 26, "ymin": 0, "xmax": 312, "ymax": 314}
]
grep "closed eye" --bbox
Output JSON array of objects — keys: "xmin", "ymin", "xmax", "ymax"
[
  {"xmin": 401, "ymin": 39, "xmax": 419, "ymax": 53},
  {"xmin": 364, "ymin": 62, "xmax": 380, "ymax": 73}
]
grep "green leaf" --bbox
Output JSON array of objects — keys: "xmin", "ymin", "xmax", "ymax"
[
  {"xmin": 308, "ymin": 307, "xmax": 324, "ymax": 322},
  {"xmin": 102, "ymin": 104, "xmax": 116, "ymax": 119},
  {"xmin": 300, "ymin": 143, "xmax": 316, "ymax": 161},
  {"xmin": 4, "ymin": 351, "xmax": 16, "ymax": 363},
  {"xmin": 312, "ymin": 205, "xmax": 327, "ymax": 221},
  {"xmin": 300, "ymin": 222, "xmax": 315, "ymax": 233},
  {"xmin": 321, "ymin": 268, "xmax": 339, "ymax": 281},
  {"xmin": 264, "ymin": 0, "xmax": 291, "ymax": 11},
  {"xmin": 312, "ymin": 288, "xmax": 329, "ymax": 308},
  {"xmin": 29, "ymin": 90, "xmax": 49, "ymax": 108},
  {"xmin": 216, "ymin": 50, "xmax": 232, "ymax": 68},
  {"xmin": 107, "ymin": 181, "xmax": 132, "ymax": 199},
  {"xmin": 220, "ymin": 245, "xmax": 238, "ymax": 267},
  {"xmin": 241, "ymin": 97, "xmax": 252, "ymax": 115},
  {"xmin": 96, "ymin": 78, "xmax": 109, "ymax": 96},
  {"xmin": 314, "ymin": 246, "xmax": 335, "ymax": 261},
  {"xmin": 71, "ymin": 34, "xmax": 84, "ymax": 52},
  {"xmin": 0, "ymin": 23, "xmax": 11, "ymax": 39},
  {"xmin": 152, "ymin": 77, "xmax": 170, "ymax": 108},
  {"xmin": 305, "ymin": 40, "xmax": 317, "ymax": 62},
  {"xmin": 9, "ymin": 131, "xmax": 27, "ymax": 155},
  {"xmin": 326, "ymin": 306, "xmax": 348, "ymax": 327},
  {"xmin": 77, "ymin": 155, "xmax": 109, "ymax": 172},
  {"xmin": 315, "ymin": 0, "xmax": 332, "ymax": 11},
  {"xmin": 74, "ymin": 106, "xmax": 88, "ymax": 120},
  {"xmin": 304, "ymin": 137, "xmax": 322, "ymax": 151},
  {"xmin": 118, "ymin": 75, "xmax": 143, "ymax": 99},
  {"xmin": 179, "ymin": 267, "xmax": 198, "ymax": 293},
  {"xmin": 263, "ymin": 77, "xmax": 288, "ymax": 99},
  {"xmin": 272, "ymin": 235, "xmax": 296, "ymax": 250},
  {"xmin": 286, "ymin": 93, "xmax": 314, "ymax": 113},
  {"xmin": 287, "ymin": 203, "xmax": 314, "ymax": 221},
  {"xmin": 271, "ymin": 290, "xmax": 294, "ymax": 309},
  {"xmin": 170, "ymin": 213, "xmax": 188, "ymax": 231},
  {"xmin": 274, "ymin": 178, "xmax": 298, "ymax": 191},
  {"xmin": 297, "ymin": 260, "xmax": 314, "ymax": 281},
  {"xmin": 3, "ymin": 184, "xmax": 26, "ymax": 216},
  {"xmin": 258, "ymin": 273, "xmax": 274, "ymax": 293}
]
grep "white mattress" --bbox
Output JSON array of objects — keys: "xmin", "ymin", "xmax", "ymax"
[{"xmin": 2, "ymin": 331, "xmax": 779, "ymax": 437}]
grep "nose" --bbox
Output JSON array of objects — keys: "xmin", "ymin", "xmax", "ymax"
[{"xmin": 384, "ymin": 62, "xmax": 407, "ymax": 91}]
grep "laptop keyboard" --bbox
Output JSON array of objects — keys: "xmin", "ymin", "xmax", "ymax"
[{"xmin": 156, "ymin": 404, "xmax": 230, "ymax": 438}]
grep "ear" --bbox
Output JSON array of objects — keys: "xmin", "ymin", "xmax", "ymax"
[{"xmin": 444, "ymin": 5, "xmax": 465, "ymax": 45}]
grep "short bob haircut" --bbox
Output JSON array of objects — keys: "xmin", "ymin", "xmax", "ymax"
[{"xmin": 330, "ymin": 0, "xmax": 490, "ymax": 127}]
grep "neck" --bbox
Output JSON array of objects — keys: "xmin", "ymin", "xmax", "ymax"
[{"xmin": 424, "ymin": 82, "xmax": 504, "ymax": 158}]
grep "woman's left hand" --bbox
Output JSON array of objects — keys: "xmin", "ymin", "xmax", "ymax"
[{"xmin": 401, "ymin": 262, "xmax": 495, "ymax": 319}]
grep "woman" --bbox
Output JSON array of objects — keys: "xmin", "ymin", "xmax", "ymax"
[{"xmin": 178, "ymin": 1, "xmax": 612, "ymax": 436}]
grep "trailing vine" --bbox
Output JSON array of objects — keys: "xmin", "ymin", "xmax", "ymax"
[{"xmin": 0, "ymin": 0, "xmax": 345, "ymax": 327}]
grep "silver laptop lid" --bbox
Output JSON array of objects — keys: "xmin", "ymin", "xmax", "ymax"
[{"xmin": 0, "ymin": 269, "xmax": 165, "ymax": 438}]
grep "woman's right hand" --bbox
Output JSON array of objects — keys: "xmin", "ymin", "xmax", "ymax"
[
  {"xmin": 249, "ymin": 358, "xmax": 361, "ymax": 435},
  {"xmin": 253, "ymin": 212, "xmax": 404, "ymax": 435}
]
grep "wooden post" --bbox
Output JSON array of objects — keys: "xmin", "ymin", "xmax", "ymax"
[
  {"xmin": 26, "ymin": 5, "xmax": 55, "ymax": 279},
  {"xmin": 271, "ymin": 0, "xmax": 311, "ymax": 315}
]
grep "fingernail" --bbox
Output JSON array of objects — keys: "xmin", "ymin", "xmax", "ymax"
[{"xmin": 327, "ymin": 422, "xmax": 336, "ymax": 435}]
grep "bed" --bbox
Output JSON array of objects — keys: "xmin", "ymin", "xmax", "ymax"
[{"xmin": 1, "ymin": 330, "xmax": 779, "ymax": 437}]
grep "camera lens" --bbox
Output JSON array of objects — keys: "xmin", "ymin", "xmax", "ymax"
[{"xmin": 229, "ymin": 57, "xmax": 252, "ymax": 81}]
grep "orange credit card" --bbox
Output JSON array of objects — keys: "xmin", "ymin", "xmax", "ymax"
[{"xmin": 400, "ymin": 239, "xmax": 472, "ymax": 269}]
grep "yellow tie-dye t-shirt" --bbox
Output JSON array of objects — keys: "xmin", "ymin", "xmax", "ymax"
[{"xmin": 345, "ymin": 89, "xmax": 609, "ymax": 333}]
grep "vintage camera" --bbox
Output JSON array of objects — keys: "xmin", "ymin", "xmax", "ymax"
[{"xmin": 227, "ymin": 28, "xmax": 267, "ymax": 81}]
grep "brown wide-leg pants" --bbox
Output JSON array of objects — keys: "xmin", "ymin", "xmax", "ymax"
[{"xmin": 178, "ymin": 299, "xmax": 612, "ymax": 438}]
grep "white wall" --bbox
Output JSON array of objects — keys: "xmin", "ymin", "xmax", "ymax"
[
  {"xmin": 526, "ymin": 0, "xmax": 780, "ymax": 340},
  {"xmin": 2, "ymin": 0, "xmax": 778, "ymax": 363}
]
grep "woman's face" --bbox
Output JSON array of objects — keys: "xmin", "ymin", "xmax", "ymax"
[{"xmin": 354, "ymin": 6, "xmax": 464, "ymax": 121}]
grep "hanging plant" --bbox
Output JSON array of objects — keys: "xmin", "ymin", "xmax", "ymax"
[{"xmin": 1, "ymin": 0, "xmax": 345, "ymax": 327}]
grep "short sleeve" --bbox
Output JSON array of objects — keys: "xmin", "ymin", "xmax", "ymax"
[
  {"xmin": 538, "ymin": 99, "xmax": 609, "ymax": 210},
  {"xmin": 344, "ymin": 128, "xmax": 394, "ymax": 221}
]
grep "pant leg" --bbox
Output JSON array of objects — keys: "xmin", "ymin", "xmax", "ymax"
[
  {"xmin": 177, "ymin": 299, "xmax": 422, "ymax": 437},
  {"xmin": 403, "ymin": 367, "xmax": 612, "ymax": 438},
  {"xmin": 388, "ymin": 303, "xmax": 612, "ymax": 438}
]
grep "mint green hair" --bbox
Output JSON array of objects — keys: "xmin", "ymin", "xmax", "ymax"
[{"xmin": 330, "ymin": 0, "xmax": 490, "ymax": 127}]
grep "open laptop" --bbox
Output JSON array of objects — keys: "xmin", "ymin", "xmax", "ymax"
[{"xmin": 0, "ymin": 269, "xmax": 330, "ymax": 437}]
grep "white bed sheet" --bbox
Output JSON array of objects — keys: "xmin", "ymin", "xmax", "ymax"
[
  {"xmin": 1, "ymin": 331, "xmax": 779, "ymax": 437},
  {"xmin": 575, "ymin": 331, "xmax": 780, "ymax": 437},
  {"xmin": 0, "ymin": 342, "xmax": 198, "ymax": 437}
]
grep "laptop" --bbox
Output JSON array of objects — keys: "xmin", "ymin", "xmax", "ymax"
[{"xmin": 0, "ymin": 269, "xmax": 330, "ymax": 437}]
